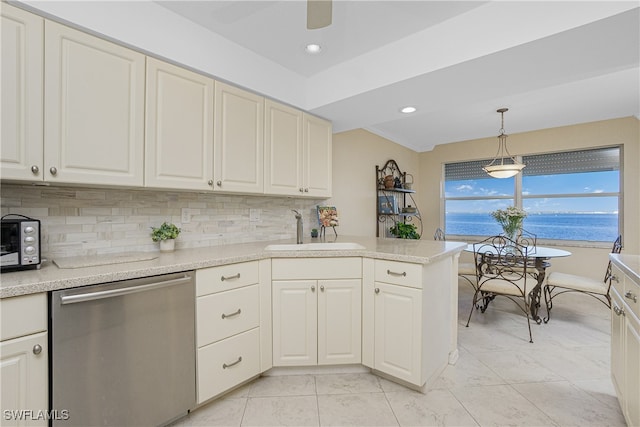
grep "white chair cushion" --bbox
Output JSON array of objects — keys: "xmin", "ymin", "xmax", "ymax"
[
  {"xmin": 546, "ymin": 272, "xmax": 607, "ymax": 295},
  {"xmin": 458, "ymin": 262, "xmax": 476, "ymax": 276},
  {"xmin": 478, "ymin": 276, "xmax": 529, "ymax": 298}
]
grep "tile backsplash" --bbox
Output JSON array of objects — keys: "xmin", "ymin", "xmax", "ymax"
[{"xmin": 1, "ymin": 184, "xmax": 324, "ymax": 260}]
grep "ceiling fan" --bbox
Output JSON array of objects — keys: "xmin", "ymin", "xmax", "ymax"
[{"xmin": 307, "ymin": 0, "xmax": 332, "ymax": 29}]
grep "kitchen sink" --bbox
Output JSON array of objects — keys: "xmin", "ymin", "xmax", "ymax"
[{"xmin": 264, "ymin": 242, "xmax": 366, "ymax": 251}]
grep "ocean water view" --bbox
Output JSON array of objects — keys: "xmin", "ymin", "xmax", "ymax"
[{"xmin": 446, "ymin": 212, "xmax": 619, "ymax": 242}]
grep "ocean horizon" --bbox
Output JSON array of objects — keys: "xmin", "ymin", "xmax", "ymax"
[{"xmin": 446, "ymin": 212, "xmax": 618, "ymax": 242}]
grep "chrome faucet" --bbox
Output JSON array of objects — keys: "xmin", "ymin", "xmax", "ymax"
[{"xmin": 292, "ymin": 210, "xmax": 303, "ymax": 244}]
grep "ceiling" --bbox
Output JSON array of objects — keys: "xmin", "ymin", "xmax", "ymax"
[{"xmin": 154, "ymin": 1, "xmax": 639, "ymax": 151}]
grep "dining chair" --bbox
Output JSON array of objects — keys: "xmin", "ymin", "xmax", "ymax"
[
  {"xmin": 466, "ymin": 235, "xmax": 535, "ymax": 343},
  {"xmin": 543, "ymin": 235, "xmax": 622, "ymax": 322},
  {"xmin": 433, "ymin": 228, "xmax": 477, "ymax": 290}
]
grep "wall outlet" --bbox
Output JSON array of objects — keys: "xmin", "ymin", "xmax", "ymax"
[{"xmin": 181, "ymin": 208, "xmax": 191, "ymax": 224}]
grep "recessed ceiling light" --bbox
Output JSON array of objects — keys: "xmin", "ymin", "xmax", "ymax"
[
  {"xmin": 305, "ymin": 43, "xmax": 322, "ymax": 54},
  {"xmin": 400, "ymin": 106, "xmax": 417, "ymax": 114}
]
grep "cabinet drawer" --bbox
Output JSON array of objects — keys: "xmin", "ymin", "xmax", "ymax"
[
  {"xmin": 196, "ymin": 261, "xmax": 259, "ymax": 296},
  {"xmin": 197, "ymin": 284, "xmax": 259, "ymax": 346},
  {"xmin": 623, "ymin": 275, "xmax": 639, "ymax": 320},
  {"xmin": 611, "ymin": 265, "xmax": 625, "ymax": 297},
  {"xmin": 374, "ymin": 260, "xmax": 422, "ymax": 289},
  {"xmin": 1, "ymin": 293, "xmax": 47, "ymax": 341},
  {"xmin": 197, "ymin": 327, "xmax": 260, "ymax": 403},
  {"xmin": 272, "ymin": 257, "xmax": 361, "ymax": 280}
]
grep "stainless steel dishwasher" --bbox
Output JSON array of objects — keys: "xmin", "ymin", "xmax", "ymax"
[{"xmin": 50, "ymin": 272, "xmax": 196, "ymax": 427}]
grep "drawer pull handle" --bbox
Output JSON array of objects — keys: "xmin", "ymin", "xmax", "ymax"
[
  {"xmin": 387, "ymin": 269, "xmax": 406, "ymax": 277},
  {"xmin": 223, "ymin": 356, "xmax": 242, "ymax": 369},
  {"xmin": 221, "ymin": 308, "xmax": 241, "ymax": 319},
  {"xmin": 613, "ymin": 305, "xmax": 625, "ymax": 317},
  {"xmin": 624, "ymin": 291, "xmax": 637, "ymax": 303},
  {"xmin": 221, "ymin": 273, "xmax": 240, "ymax": 281}
]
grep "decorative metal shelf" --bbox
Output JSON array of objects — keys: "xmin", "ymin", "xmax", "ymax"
[
  {"xmin": 375, "ymin": 159, "xmax": 422, "ymax": 238},
  {"xmin": 377, "ymin": 187, "xmax": 416, "ymax": 194}
]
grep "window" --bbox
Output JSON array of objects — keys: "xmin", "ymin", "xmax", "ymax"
[{"xmin": 444, "ymin": 147, "xmax": 621, "ymax": 243}]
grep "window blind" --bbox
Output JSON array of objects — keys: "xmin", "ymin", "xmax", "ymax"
[{"xmin": 522, "ymin": 147, "xmax": 620, "ymax": 176}]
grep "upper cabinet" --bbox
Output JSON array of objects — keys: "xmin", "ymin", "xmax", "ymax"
[
  {"xmin": 214, "ymin": 82, "xmax": 264, "ymax": 194},
  {"xmin": 145, "ymin": 57, "xmax": 214, "ymax": 191},
  {"xmin": 302, "ymin": 113, "xmax": 332, "ymax": 198},
  {"xmin": 264, "ymin": 99, "xmax": 332, "ymax": 198},
  {"xmin": 0, "ymin": 4, "xmax": 44, "ymax": 181},
  {"xmin": 44, "ymin": 20, "xmax": 145, "ymax": 186}
]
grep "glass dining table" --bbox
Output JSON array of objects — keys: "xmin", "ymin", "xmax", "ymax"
[{"xmin": 464, "ymin": 244, "xmax": 571, "ymax": 323}]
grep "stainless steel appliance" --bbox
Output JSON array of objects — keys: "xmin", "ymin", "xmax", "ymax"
[
  {"xmin": 50, "ymin": 272, "xmax": 196, "ymax": 426},
  {"xmin": 1, "ymin": 214, "xmax": 41, "ymax": 271}
]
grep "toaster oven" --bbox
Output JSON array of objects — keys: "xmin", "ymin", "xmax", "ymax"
[{"xmin": 1, "ymin": 215, "xmax": 41, "ymax": 271}]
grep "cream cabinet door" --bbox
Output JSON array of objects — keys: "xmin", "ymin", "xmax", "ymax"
[
  {"xmin": 272, "ymin": 280, "xmax": 317, "ymax": 366},
  {"xmin": 264, "ymin": 99, "xmax": 303, "ymax": 196},
  {"xmin": 374, "ymin": 282, "xmax": 422, "ymax": 385},
  {"xmin": 1, "ymin": 4, "xmax": 43, "ymax": 181},
  {"xmin": 0, "ymin": 332, "xmax": 48, "ymax": 427},
  {"xmin": 302, "ymin": 113, "xmax": 332, "ymax": 198},
  {"xmin": 44, "ymin": 20, "xmax": 145, "ymax": 186},
  {"xmin": 317, "ymin": 279, "xmax": 361, "ymax": 365},
  {"xmin": 624, "ymin": 310, "xmax": 640, "ymax": 426},
  {"xmin": 145, "ymin": 57, "xmax": 214, "ymax": 190},
  {"xmin": 214, "ymin": 82, "xmax": 264, "ymax": 193}
]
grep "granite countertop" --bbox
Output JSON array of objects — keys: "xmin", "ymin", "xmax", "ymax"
[
  {"xmin": 610, "ymin": 253, "xmax": 640, "ymax": 284},
  {"xmin": 0, "ymin": 236, "xmax": 466, "ymax": 298}
]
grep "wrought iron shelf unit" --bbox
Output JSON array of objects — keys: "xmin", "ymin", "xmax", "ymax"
[{"xmin": 376, "ymin": 159, "xmax": 422, "ymax": 239}]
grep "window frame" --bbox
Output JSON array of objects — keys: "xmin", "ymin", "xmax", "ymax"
[{"xmin": 442, "ymin": 145, "xmax": 623, "ymax": 248}]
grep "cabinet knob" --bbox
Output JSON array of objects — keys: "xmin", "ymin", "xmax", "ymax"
[
  {"xmin": 624, "ymin": 291, "xmax": 637, "ymax": 303},
  {"xmin": 611, "ymin": 274, "xmax": 619, "ymax": 283},
  {"xmin": 299, "ymin": 188, "xmax": 304, "ymax": 192},
  {"xmin": 320, "ymin": 285, "xmax": 324, "ymax": 292},
  {"xmin": 311, "ymin": 285, "xmax": 316, "ymax": 292},
  {"xmin": 304, "ymin": 188, "xmax": 309, "ymax": 192},
  {"xmin": 613, "ymin": 305, "xmax": 625, "ymax": 317},
  {"xmin": 216, "ymin": 181, "xmax": 222, "ymax": 187},
  {"xmin": 49, "ymin": 166, "xmax": 57, "ymax": 176},
  {"xmin": 31, "ymin": 165, "xmax": 39, "ymax": 175},
  {"xmin": 208, "ymin": 180, "xmax": 214, "ymax": 186},
  {"xmin": 374, "ymin": 288, "xmax": 380, "ymax": 294},
  {"xmin": 33, "ymin": 344, "xmax": 42, "ymax": 355}
]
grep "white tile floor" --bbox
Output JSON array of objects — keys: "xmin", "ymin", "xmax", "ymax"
[{"xmin": 172, "ymin": 279, "xmax": 626, "ymax": 426}]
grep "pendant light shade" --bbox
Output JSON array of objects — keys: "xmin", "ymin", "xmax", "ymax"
[{"xmin": 483, "ymin": 108, "xmax": 525, "ymax": 178}]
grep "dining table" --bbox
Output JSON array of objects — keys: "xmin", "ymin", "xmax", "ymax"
[{"xmin": 464, "ymin": 243, "xmax": 572, "ymax": 323}]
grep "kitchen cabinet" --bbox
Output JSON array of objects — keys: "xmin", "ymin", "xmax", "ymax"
[
  {"xmin": 264, "ymin": 100, "xmax": 332, "ymax": 198},
  {"xmin": 610, "ymin": 261, "xmax": 640, "ymax": 427},
  {"xmin": 213, "ymin": 82, "xmax": 264, "ymax": 194},
  {"xmin": 195, "ymin": 261, "xmax": 262, "ymax": 403},
  {"xmin": 363, "ymin": 258, "xmax": 453, "ymax": 388},
  {"xmin": 271, "ymin": 258, "xmax": 361, "ymax": 366},
  {"xmin": 0, "ymin": 4, "xmax": 43, "ymax": 181},
  {"xmin": 44, "ymin": 20, "xmax": 145, "ymax": 186},
  {"xmin": 0, "ymin": 293, "xmax": 48, "ymax": 427},
  {"xmin": 145, "ymin": 57, "xmax": 214, "ymax": 190}
]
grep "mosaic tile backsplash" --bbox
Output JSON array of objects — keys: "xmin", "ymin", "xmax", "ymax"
[{"xmin": 1, "ymin": 184, "xmax": 324, "ymax": 260}]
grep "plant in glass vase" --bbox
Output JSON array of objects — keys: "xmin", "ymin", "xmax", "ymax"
[{"xmin": 490, "ymin": 206, "xmax": 527, "ymax": 242}]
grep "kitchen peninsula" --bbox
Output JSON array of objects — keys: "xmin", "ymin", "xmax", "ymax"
[{"xmin": 1, "ymin": 236, "xmax": 465, "ymax": 422}]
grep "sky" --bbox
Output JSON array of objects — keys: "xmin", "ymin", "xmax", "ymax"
[{"xmin": 445, "ymin": 171, "xmax": 619, "ymax": 213}]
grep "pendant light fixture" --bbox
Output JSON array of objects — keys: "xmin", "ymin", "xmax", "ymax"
[{"xmin": 483, "ymin": 108, "xmax": 525, "ymax": 178}]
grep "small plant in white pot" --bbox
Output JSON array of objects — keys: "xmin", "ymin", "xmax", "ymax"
[{"xmin": 151, "ymin": 222, "xmax": 181, "ymax": 252}]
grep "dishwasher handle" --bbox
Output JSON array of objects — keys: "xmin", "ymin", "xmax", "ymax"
[{"xmin": 60, "ymin": 275, "xmax": 192, "ymax": 305}]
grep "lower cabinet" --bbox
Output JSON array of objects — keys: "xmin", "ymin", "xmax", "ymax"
[
  {"xmin": 610, "ymin": 262, "xmax": 640, "ymax": 427},
  {"xmin": 0, "ymin": 294, "xmax": 48, "ymax": 427},
  {"xmin": 271, "ymin": 258, "xmax": 362, "ymax": 367},
  {"xmin": 363, "ymin": 258, "xmax": 453, "ymax": 389},
  {"xmin": 272, "ymin": 279, "xmax": 361, "ymax": 366},
  {"xmin": 195, "ymin": 262, "xmax": 262, "ymax": 403}
]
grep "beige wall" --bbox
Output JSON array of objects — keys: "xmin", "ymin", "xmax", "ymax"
[
  {"xmin": 329, "ymin": 129, "xmax": 420, "ymax": 237},
  {"xmin": 331, "ymin": 117, "xmax": 639, "ymax": 281}
]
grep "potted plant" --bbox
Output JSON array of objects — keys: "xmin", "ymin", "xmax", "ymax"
[
  {"xmin": 311, "ymin": 228, "xmax": 319, "ymax": 238},
  {"xmin": 389, "ymin": 222, "xmax": 420, "ymax": 239},
  {"xmin": 151, "ymin": 222, "xmax": 181, "ymax": 252}
]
